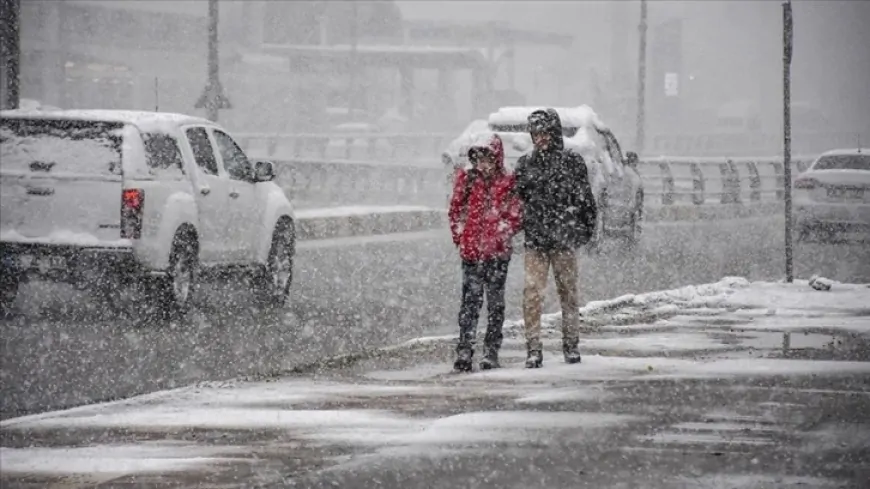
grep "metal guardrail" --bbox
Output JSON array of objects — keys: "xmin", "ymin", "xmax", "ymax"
[{"xmin": 269, "ymin": 154, "xmax": 817, "ymax": 212}]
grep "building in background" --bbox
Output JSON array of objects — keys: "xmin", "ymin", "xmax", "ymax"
[
  {"xmin": 17, "ymin": 0, "xmax": 572, "ymax": 134},
  {"xmin": 17, "ymin": 0, "xmax": 868, "ymax": 148}
]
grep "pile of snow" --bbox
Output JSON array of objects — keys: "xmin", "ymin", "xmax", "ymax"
[
  {"xmin": 504, "ymin": 277, "xmax": 751, "ymax": 338},
  {"xmin": 487, "ymin": 105, "xmax": 606, "ymax": 130}
]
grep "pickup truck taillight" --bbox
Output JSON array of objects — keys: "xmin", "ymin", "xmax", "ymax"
[{"xmin": 121, "ymin": 188, "xmax": 144, "ymax": 239}]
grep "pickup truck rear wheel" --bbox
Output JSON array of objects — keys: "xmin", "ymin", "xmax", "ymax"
[
  {"xmin": 148, "ymin": 232, "xmax": 197, "ymax": 319},
  {"xmin": 256, "ymin": 221, "xmax": 294, "ymax": 309}
]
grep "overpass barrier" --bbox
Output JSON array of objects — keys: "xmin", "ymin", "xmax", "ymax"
[
  {"xmin": 276, "ymin": 154, "xmax": 817, "ymax": 211},
  {"xmin": 285, "ymin": 154, "xmax": 815, "ymax": 241}
]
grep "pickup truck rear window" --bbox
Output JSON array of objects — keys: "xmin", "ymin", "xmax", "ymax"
[
  {"xmin": 142, "ymin": 133, "xmax": 185, "ymax": 176},
  {"xmin": 0, "ymin": 118, "xmax": 124, "ymax": 176}
]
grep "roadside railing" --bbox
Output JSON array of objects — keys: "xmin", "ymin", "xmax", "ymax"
[{"xmin": 271, "ymin": 154, "xmax": 816, "ymax": 214}]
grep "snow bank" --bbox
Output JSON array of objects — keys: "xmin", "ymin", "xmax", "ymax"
[
  {"xmin": 724, "ymin": 279, "xmax": 870, "ymax": 315},
  {"xmin": 504, "ymin": 277, "xmax": 751, "ymax": 337}
]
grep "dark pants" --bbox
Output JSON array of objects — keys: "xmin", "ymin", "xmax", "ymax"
[{"xmin": 458, "ymin": 258, "xmax": 510, "ymax": 352}]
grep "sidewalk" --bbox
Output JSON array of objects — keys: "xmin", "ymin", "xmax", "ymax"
[{"xmin": 2, "ymin": 277, "xmax": 869, "ymax": 488}]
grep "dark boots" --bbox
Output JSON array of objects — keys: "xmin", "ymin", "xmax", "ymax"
[
  {"xmin": 479, "ymin": 346, "xmax": 500, "ymax": 370},
  {"xmin": 455, "ymin": 343, "xmax": 503, "ymax": 372},
  {"xmin": 524, "ymin": 340, "xmax": 581, "ymax": 368},
  {"xmin": 525, "ymin": 347, "xmax": 543, "ymax": 369},
  {"xmin": 453, "ymin": 343, "xmax": 473, "ymax": 372},
  {"xmin": 563, "ymin": 338, "xmax": 582, "ymax": 364}
]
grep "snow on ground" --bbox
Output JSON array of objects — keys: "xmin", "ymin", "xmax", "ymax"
[
  {"xmin": 504, "ymin": 276, "xmax": 870, "ymax": 338},
  {"xmin": 2, "ymin": 276, "xmax": 868, "ymax": 480},
  {"xmin": 0, "ymin": 443, "xmax": 246, "ymax": 476},
  {"xmin": 502, "ymin": 276, "xmax": 752, "ymax": 336},
  {"xmin": 438, "ymin": 355, "xmax": 870, "ymax": 384}
]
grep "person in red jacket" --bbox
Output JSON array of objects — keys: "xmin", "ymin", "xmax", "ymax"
[{"xmin": 448, "ymin": 132, "xmax": 522, "ymax": 372}]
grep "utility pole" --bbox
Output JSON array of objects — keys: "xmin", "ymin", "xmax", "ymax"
[
  {"xmin": 782, "ymin": 0, "xmax": 794, "ymax": 282},
  {"xmin": 635, "ymin": 0, "xmax": 648, "ymax": 154},
  {"xmin": 195, "ymin": 0, "xmax": 231, "ymax": 121},
  {"xmin": 0, "ymin": 0, "xmax": 21, "ymax": 109},
  {"xmin": 347, "ymin": 1, "xmax": 359, "ymax": 115}
]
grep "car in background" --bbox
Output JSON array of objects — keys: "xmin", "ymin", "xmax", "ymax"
[
  {"xmin": 793, "ymin": 148, "xmax": 870, "ymax": 243},
  {"xmin": 443, "ymin": 106, "xmax": 645, "ymax": 249},
  {"xmin": 0, "ymin": 109, "xmax": 296, "ymax": 317}
]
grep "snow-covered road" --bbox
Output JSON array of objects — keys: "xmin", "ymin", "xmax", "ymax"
[
  {"xmin": 1, "ymin": 215, "xmax": 869, "ymax": 420},
  {"xmin": 2, "ymin": 277, "xmax": 868, "ymax": 488}
]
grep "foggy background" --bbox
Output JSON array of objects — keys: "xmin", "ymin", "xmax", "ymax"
[{"xmin": 6, "ymin": 0, "xmax": 869, "ymax": 154}]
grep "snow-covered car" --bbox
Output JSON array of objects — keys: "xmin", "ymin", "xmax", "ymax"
[
  {"xmin": 0, "ymin": 109, "xmax": 296, "ymax": 316},
  {"xmin": 440, "ymin": 119, "xmax": 532, "ymax": 202},
  {"xmin": 793, "ymin": 148, "xmax": 870, "ymax": 243},
  {"xmin": 444, "ymin": 106, "xmax": 644, "ymax": 246}
]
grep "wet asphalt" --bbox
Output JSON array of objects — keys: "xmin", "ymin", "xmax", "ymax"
[{"xmin": 1, "ymin": 216, "xmax": 869, "ymax": 420}]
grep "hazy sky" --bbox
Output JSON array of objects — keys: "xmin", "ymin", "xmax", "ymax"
[
  {"xmin": 22, "ymin": 0, "xmax": 870, "ymax": 137},
  {"xmin": 397, "ymin": 0, "xmax": 870, "ymax": 133}
]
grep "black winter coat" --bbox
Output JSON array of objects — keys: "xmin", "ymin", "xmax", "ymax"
[{"xmin": 514, "ymin": 121, "xmax": 598, "ymax": 251}]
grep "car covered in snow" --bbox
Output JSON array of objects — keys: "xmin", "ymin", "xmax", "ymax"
[
  {"xmin": 0, "ymin": 109, "xmax": 296, "ymax": 316},
  {"xmin": 440, "ymin": 119, "xmax": 532, "ymax": 201},
  {"xmin": 442, "ymin": 106, "xmax": 645, "ymax": 247},
  {"xmin": 793, "ymin": 148, "xmax": 870, "ymax": 243}
]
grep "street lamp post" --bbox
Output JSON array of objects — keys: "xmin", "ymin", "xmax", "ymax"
[
  {"xmin": 782, "ymin": 0, "xmax": 794, "ymax": 282},
  {"xmin": 348, "ymin": 1, "xmax": 359, "ymax": 114},
  {"xmin": 635, "ymin": 0, "xmax": 648, "ymax": 154},
  {"xmin": 195, "ymin": 0, "xmax": 231, "ymax": 121},
  {"xmin": 0, "ymin": 0, "xmax": 21, "ymax": 110}
]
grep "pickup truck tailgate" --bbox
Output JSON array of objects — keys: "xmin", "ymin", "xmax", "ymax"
[{"xmin": 0, "ymin": 118, "xmax": 127, "ymax": 247}]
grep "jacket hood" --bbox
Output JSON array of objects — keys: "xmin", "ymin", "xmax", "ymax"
[
  {"xmin": 466, "ymin": 131, "xmax": 506, "ymax": 172},
  {"xmin": 528, "ymin": 108, "xmax": 565, "ymax": 151}
]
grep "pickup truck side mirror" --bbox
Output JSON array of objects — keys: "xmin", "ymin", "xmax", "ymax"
[
  {"xmin": 625, "ymin": 151, "xmax": 639, "ymax": 169},
  {"xmin": 253, "ymin": 160, "xmax": 276, "ymax": 182}
]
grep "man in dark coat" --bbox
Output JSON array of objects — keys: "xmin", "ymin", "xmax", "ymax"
[{"xmin": 514, "ymin": 108, "xmax": 598, "ymax": 368}]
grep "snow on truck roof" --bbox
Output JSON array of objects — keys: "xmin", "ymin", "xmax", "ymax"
[
  {"xmin": 487, "ymin": 105, "xmax": 607, "ymax": 130},
  {"xmin": 0, "ymin": 109, "xmax": 213, "ymax": 134}
]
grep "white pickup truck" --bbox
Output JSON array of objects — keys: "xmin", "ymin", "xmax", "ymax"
[{"xmin": 0, "ymin": 109, "xmax": 296, "ymax": 317}]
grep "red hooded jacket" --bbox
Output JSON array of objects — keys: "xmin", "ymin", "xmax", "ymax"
[{"xmin": 448, "ymin": 133, "xmax": 523, "ymax": 261}]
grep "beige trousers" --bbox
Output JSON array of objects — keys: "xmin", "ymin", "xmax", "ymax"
[{"xmin": 522, "ymin": 249, "xmax": 580, "ymax": 351}]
